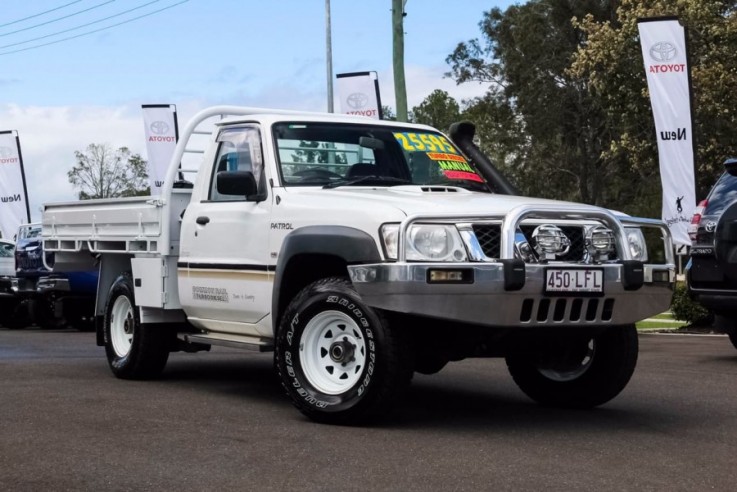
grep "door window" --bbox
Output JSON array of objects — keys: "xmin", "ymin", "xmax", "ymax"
[{"xmin": 209, "ymin": 126, "xmax": 264, "ymax": 201}]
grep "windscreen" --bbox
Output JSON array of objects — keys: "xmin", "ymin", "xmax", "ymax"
[
  {"xmin": 17, "ymin": 225, "xmax": 41, "ymax": 240},
  {"xmin": 705, "ymin": 173, "xmax": 737, "ymax": 216},
  {"xmin": 273, "ymin": 122, "xmax": 490, "ymax": 192}
]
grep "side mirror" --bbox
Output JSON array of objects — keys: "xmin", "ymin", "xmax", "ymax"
[
  {"xmin": 724, "ymin": 158, "xmax": 737, "ymax": 177},
  {"xmin": 216, "ymin": 171, "xmax": 258, "ymax": 199}
]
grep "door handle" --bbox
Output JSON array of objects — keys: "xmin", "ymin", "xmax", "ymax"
[{"xmin": 196, "ymin": 216, "xmax": 210, "ymax": 225}]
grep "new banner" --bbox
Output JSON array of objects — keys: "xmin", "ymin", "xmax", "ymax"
[
  {"xmin": 0, "ymin": 131, "xmax": 31, "ymax": 240},
  {"xmin": 142, "ymin": 104, "xmax": 178, "ymax": 194},
  {"xmin": 638, "ymin": 17, "xmax": 696, "ymax": 245},
  {"xmin": 336, "ymin": 71, "xmax": 382, "ymax": 119}
]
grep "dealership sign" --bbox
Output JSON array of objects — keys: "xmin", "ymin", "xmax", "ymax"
[
  {"xmin": 142, "ymin": 104, "xmax": 179, "ymax": 194},
  {"xmin": 638, "ymin": 17, "xmax": 695, "ymax": 246},
  {"xmin": 0, "ymin": 131, "xmax": 31, "ymax": 240},
  {"xmin": 336, "ymin": 71, "xmax": 382, "ymax": 119}
]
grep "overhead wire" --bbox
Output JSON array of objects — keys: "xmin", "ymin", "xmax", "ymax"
[
  {"xmin": 0, "ymin": 1, "xmax": 162, "ymax": 49},
  {"xmin": 0, "ymin": 1, "xmax": 117, "ymax": 37},
  {"xmin": 0, "ymin": 0, "xmax": 188, "ymax": 56},
  {"xmin": 0, "ymin": 1, "xmax": 83, "ymax": 29}
]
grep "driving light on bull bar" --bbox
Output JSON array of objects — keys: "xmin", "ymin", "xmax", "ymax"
[
  {"xmin": 531, "ymin": 224, "xmax": 570, "ymax": 259},
  {"xmin": 585, "ymin": 225, "xmax": 616, "ymax": 261}
]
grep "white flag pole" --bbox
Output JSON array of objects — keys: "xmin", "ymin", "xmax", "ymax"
[
  {"xmin": 0, "ymin": 130, "xmax": 31, "ymax": 239},
  {"xmin": 142, "ymin": 104, "xmax": 179, "ymax": 195},
  {"xmin": 335, "ymin": 71, "xmax": 382, "ymax": 120},
  {"xmin": 637, "ymin": 16, "xmax": 697, "ymax": 246}
]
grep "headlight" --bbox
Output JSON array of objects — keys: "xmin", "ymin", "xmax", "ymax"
[
  {"xmin": 625, "ymin": 227, "xmax": 648, "ymax": 262},
  {"xmin": 380, "ymin": 223, "xmax": 467, "ymax": 261}
]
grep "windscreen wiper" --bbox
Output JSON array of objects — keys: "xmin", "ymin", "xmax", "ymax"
[{"xmin": 322, "ymin": 175, "xmax": 411, "ymax": 189}]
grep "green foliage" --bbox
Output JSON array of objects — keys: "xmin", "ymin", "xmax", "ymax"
[
  {"xmin": 381, "ymin": 105, "xmax": 397, "ymax": 121},
  {"xmin": 68, "ymin": 143, "xmax": 150, "ymax": 199},
  {"xmin": 443, "ymin": 0, "xmax": 737, "ymax": 216},
  {"xmin": 671, "ymin": 282, "xmax": 713, "ymax": 326},
  {"xmin": 411, "ymin": 90, "xmax": 461, "ymax": 133},
  {"xmin": 571, "ymin": 0, "xmax": 737, "ymax": 205},
  {"xmin": 446, "ymin": 1, "xmax": 619, "ymax": 207}
]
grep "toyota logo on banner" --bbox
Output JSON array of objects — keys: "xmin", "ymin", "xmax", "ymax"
[
  {"xmin": 650, "ymin": 41, "xmax": 677, "ymax": 62},
  {"xmin": 0, "ymin": 145, "xmax": 17, "ymax": 163},
  {"xmin": 150, "ymin": 121, "xmax": 170, "ymax": 135},
  {"xmin": 346, "ymin": 92, "xmax": 369, "ymax": 110}
]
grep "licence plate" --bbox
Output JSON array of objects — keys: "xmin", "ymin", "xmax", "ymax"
[{"xmin": 545, "ymin": 268, "xmax": 603, "ymax": 294}]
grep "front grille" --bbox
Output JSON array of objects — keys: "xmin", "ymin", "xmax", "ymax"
[
  {"xmin": 471, "ymin": 224, "xmax": 586, "ymax": 261},
  {"xmin": 472, "ymin": 224, "xmax": 501, "ymax": 259},
  {"xmin": 16, "ymin": 253, "xmax": 44, "ymax": 270}
]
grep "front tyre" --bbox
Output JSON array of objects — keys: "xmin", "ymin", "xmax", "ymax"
[
  {"xmin": 275, "ymin": 277, "xmax": 412, "ymax": 424},
  {"xmin": 715, "ymin": 315, "xmax": 737, "ymax": 351},
  {"xmin": 506, "ymin": 324, "xmax": 638, "ymax": 408},
  {"xmin": 103, "ymin": 273, "xmax": 172, "ymax": 379}
]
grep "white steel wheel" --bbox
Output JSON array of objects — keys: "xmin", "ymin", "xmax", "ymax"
[
  {"xmin": 110, "ymin": 294, "xmax": 135, "ymax": 358},
  {"xmin": 300, "ymin": 310, "xmax": 367, "ymax": 395},
  {"xmin": 538, "ymin": 338, "xmax": 595, "ymax": 382}
]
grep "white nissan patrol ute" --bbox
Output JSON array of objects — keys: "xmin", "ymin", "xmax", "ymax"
[{"xmin": 41, "ymin": 106, "xmax": 675, "ymax": 423}]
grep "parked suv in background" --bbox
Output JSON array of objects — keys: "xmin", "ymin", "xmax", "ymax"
[
  {"xmin": 687, "ymin": 158, "xmax": 737, "ymax": 349},
  {"xmin": 11, "ymin": 224, "xmax": 97, "ymax": 330}
]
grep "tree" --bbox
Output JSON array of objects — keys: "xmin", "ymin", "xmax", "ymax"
[
  {"xmin": 445, "ymin": 1, "xmax": 632, "ymax": 209},
  {"xmin": 446, "ymin": 0, "xmax": 737, "ymax": 217},
  {"xmin": 570, "ymin": 0, "xmax": 737, "ymax": 207},
  {"xmin": 411, "ymin": 90, "xmax": 461, "ymax": 133},
  {"xmin": 381, "ymin": 105, "xmax": 397, "ymax": 121},
  {"xmin": 68, "ymin": 144, "xmax": 149, "ymax": 199}
]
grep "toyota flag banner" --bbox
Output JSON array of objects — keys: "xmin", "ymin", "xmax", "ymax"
[
  {"xmin": 336, "ymin": 71, "xmax": 382, "ymax": 119},
  {"xmin": 142, "ymin": 104, "xmax": 179, "ymax": 194},
  {"xmin": 0, "ymin": 131, "xmax": 31, "ymax": 240},
  {"xmin": 638, "ymin": 17, "xmax": 696, "ymax": 245}
]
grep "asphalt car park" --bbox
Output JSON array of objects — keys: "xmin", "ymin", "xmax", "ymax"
[{"xmin": 1, "ymin": 327, "xmax": 736, "ymax": 491}]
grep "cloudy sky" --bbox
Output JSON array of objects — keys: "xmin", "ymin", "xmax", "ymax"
[{"xmin": 1, "ymin": 0, "xmax": 514, "ymax": 221}]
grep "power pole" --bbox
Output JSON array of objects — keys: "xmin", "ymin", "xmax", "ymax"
[
  {"xmin": 392, "ymin": 0, "xmax": 408, "ymax": 122},
  {"xmin": 326, "ymin": 0, "xmax": 334, "ymax": 112}
]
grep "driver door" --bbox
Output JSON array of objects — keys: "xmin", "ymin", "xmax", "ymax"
[{"xmin": 179, "ymin": 125, "xmax": 273, "ymax": 336}]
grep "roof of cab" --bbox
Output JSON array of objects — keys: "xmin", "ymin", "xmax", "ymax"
[{"xmin": 214, "ymin": 107, "xmax": 438, "ymax": 132}]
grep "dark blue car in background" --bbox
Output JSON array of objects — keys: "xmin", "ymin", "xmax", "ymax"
[{"xmin": 6, "ymin": 224, "xmax": 98, "ymax": 330}]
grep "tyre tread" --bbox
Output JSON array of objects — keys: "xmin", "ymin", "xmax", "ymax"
[
  {"xmin": 506, "ymin": 324, "xmax": 638, "ymax": 408},
  {"xmin": 275, "ymin": 277, "xmax": 412, "ymax": 424}
]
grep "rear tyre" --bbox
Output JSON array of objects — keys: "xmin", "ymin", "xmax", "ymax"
[
  {"xmin": 506, "ymin": 324, "xmax": 638, "ymax": 408},
  {"xmin": 729, "ymin": 330, "xmax": 737, "ymax": 351},
  {"xmin": 103, "ymin": 273, "xmax": 172, "ymax": 379},
  {"xmin": 275, "ymin": 277, "xmax": 413, "ymax": 424},
  {"xmin": 0, "ymin": 299, "xmax": 30, "ymax": 329},
  {"xmin": 31, "ymin": 297, "xmax": 66, "ymax": 330},
  {"xmin": 715, "ymin": 315, "xmax": 737, "ymax": 350},
  {"xmin": 66, "ymin": 301, "xmax": 96, "ymax": 332}
]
